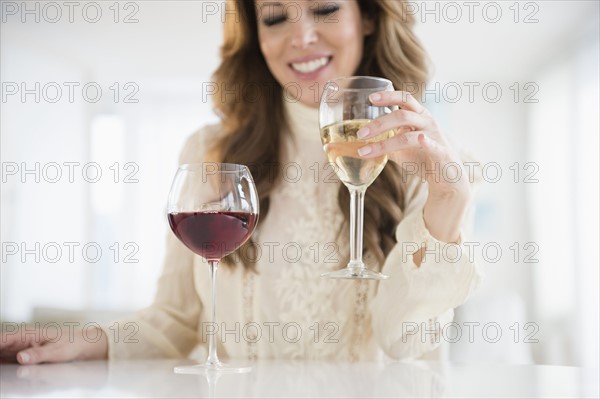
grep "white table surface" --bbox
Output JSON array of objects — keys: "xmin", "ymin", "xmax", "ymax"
[{"xmin": 1, "ymin": 359, "xmax": 598, "ymax": 398}]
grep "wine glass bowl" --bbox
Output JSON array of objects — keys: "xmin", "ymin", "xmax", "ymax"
[
  {"xmin": 319, "ymin": 76, "xmax": 394, "ymax": 280},
  {"xmin": 167, "ymin": 163, "xmax": 259, "ymax": 373}
]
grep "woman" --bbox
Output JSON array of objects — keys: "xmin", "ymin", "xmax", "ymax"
[{"xmin": 2, "ymin": 0, "xmax": 480, "ymax": 364}]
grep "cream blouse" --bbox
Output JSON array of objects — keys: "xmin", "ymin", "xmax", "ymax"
[{"xmin": 104, "ymin": 99, "xmax": 482, "ymax": 361}]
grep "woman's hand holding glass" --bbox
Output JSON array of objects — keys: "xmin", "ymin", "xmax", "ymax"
[
  {"xmin": 355, "ymin": 91, "xmax": 472, "ymax": 244},
  {"xmin": 319, "ymin": 76, "xmax": 395, "ymax": 280}
]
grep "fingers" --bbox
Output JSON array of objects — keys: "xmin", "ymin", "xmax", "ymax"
[
  {"xmin": 17, "ymin": 348, "xmax": 48, "ymax": 365},
  {"xmin": 0, "ymin": 333, "xmax": 19, "ymax": 350},
  {"xmin": 356, "ymin": 109, "xmax": 430, "ymax": 140},
  {"xmin": 358, "ymin": 131, "xmax": 430, "ymax": 158},
  {"xmin": 0, "ymin": 332, "xmax": 38, "ymax": 362},
  {"xmin": 1, "ymin": 329, "xmax": 31, "ymax": 346},
  {"xmin": 357, "ymin": 131, "xmax": 443, "ymax": 159},
  {"xmin": 356, "ymin": 91, "xmax": 432, "ymax": 140},
  {"xmin": 324, "ymin": 142, "xmax": 362, "ymax": 158},
  {"xmin": 17, "ymin": 343, "xmax": 72, "ymax": 365},
  {"xmin": 369, "ymin": 91, "xmax": 429, "ymax": 115},
  {"xmin": 17, "ymin": 347, "xmax": 51, "ymax": 365}
]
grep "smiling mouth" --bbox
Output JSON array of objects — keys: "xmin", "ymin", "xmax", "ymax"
[{"xmin": 290, "ymin": 56, "xmax": 332, "ymax": 74}]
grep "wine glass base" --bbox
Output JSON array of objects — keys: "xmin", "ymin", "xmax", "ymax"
[
  {"xmin": 174, "ymin": 362, "xmax": 251, "ymax": 375},
  {"xmin": 321, "ymin": 267, "xmax": 388, "ymax": 280}
]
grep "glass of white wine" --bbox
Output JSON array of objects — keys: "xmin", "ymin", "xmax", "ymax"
[{"xmin": 319, "ymin": 76, "xmax": 394, "ymax": 280}]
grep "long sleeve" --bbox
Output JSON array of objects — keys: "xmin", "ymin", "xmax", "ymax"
[
  {"xmin": 102, "ymin": 128, "xmax": 217, "ymax": 359},
  {"xmin": 370, "ymin": 174, "xmax": 482, "ymax": 360}
]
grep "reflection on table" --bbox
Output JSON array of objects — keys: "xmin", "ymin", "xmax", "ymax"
[{"xmin": 1, "ymin": 359, "xmax": 598, "ymax": 398}]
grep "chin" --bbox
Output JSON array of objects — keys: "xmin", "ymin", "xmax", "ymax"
[{"xmin": 298, "ymin": 97, "xmax": 320, "ymax": 108}]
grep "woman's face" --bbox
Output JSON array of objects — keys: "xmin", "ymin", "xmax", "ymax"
[{"xmin": 256, "ymin": 0, "xmax": 372, "ymax": 108}]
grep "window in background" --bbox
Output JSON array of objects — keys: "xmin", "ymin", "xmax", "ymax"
[
  {"xmin": 572, "ymin": 37, "xmax": 600, "ymax": 369},
  {"xmin": 527, "ymin": 32, "xmax": 599, "ymax": 367}
]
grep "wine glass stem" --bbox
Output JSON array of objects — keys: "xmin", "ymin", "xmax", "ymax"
[
  {"xmin": 207, "ymin": 260, "xmax": 221, "ymax": 367},
  {"xmin": 349, "ymin": 188, "xmax": 366, "ymax": 270}
]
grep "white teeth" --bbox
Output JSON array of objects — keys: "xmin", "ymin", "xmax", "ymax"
[{"xmin": 291, "ymin": 57, "xmax": 329, "ymax": 74}]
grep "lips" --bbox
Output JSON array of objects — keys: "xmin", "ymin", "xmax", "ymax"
[{"xmin": 290, "ymin": 56, "xmax": 331, "ymax": 74}]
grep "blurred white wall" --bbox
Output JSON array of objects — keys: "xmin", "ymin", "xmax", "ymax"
[
  {"xmin": 1, "ymin": 1, "xmax": 598, "ymax": 368},
  {"xmin": 1, "ymin": 1, "xmax": 222, "ymax": 318}
]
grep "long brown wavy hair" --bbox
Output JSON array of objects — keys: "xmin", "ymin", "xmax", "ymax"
[{"xmin": 210, "ymin": 0, "xmax": 429, "ymax": 270}]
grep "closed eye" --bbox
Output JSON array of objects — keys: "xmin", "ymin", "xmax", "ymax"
[
  {"xmin": 263, "ymin": 14, "xmax": 286, "ymax": 27},
  {"xmin": 314, "ymin": 3, "xmax": 340, "ymax": 16}
]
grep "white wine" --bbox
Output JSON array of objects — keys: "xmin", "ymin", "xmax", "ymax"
[{"xmin": 321, "ymin": 119, "xmax": 392, "ymax": 189}]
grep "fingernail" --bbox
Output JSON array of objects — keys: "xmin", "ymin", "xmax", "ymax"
[
  {"xmin": 356, "ymin": 127, "xmax": 370, "ymax": 139},
  {"xmin": 370, "ymin": 93, "xmax": 381, "ymax": 102},
  {"xmin": 18, "ymin": 352, "xmax": 30, "ymax": 364},
  {"xmin": 358, "ymin": 146, "xmax": 372, "ymax": 156}
]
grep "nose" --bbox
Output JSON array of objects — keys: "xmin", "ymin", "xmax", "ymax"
[{"xmin": 289, "ymin": 19, "xmax": 318, "ymax": 49}]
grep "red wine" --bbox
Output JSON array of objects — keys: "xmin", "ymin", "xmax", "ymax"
[{"xmin": 168, "ymin": 211, "xmax": 258, "ymax": 261}]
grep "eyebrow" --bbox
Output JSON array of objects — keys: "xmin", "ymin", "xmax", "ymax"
[
  {"xmin": 258, "ymin": 2, "xmax": 284, "ymax": 10},
  {"xmin": 258, "ymin": 0, "xmax": 324, "ymax": 12}
]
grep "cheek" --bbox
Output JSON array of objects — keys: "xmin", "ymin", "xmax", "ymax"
[
  {"xmin": 258, "ymin": 35, "xmax": 270, "ymax": 60},
  {"xmin": 325, "ymin": 19, "xmax": 364, "ymax": 60},
  {"xmin": 259, "ymin": 36, "xmax": 284, "ymax": 75}
]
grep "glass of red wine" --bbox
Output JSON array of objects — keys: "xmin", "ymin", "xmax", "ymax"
[{"xmin": 167, "ymin": 163, "xmax": 259, "ymax": 374}]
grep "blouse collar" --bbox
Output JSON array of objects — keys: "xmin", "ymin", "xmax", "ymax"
[{"xmin": 283, "ymin": 97, "xmax": 320, "ymax": 141}]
